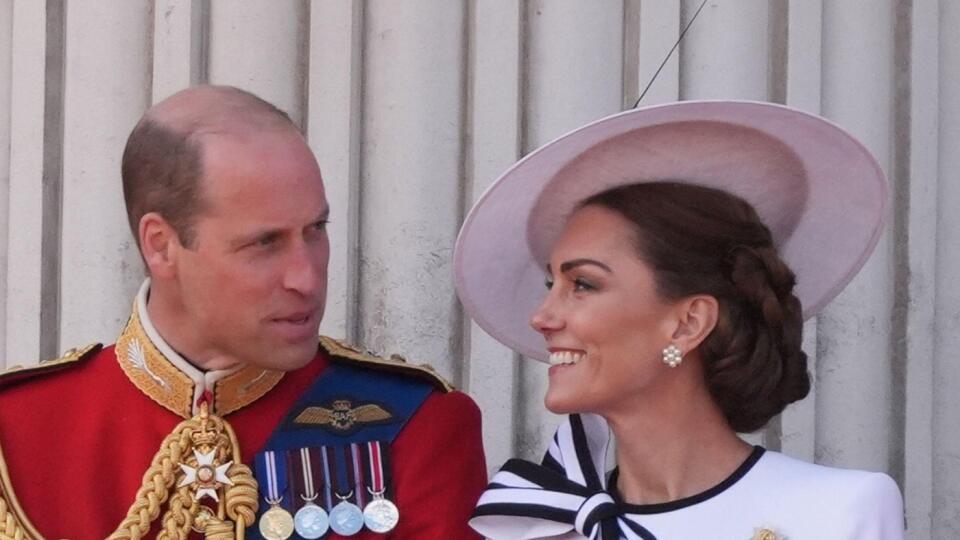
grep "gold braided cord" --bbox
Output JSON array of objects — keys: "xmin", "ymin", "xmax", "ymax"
[
  {"xmin": 201, "ymin": 519, "xmax": 235, "ymax": 540},
  {"xmin": 223, "ymin": 464, "xmax": 258, "ymax": 538},
  {"xmin": 107, "ymin": 424, "xmax": 194, "ymax": 539},
  {"xmin": 107, "ymin": 405, "xmax": 258, "ymax": 540},
  {"xmin": 0, "ymin": 403, "xmax": 256, "ymax": 540},
  {"xmin": 214, "ymin": 415, "xmax": 257, "ymax": 540},
  {"xmin": 158, "ymin": 485, "xmax": 198, "ymax": 539}
]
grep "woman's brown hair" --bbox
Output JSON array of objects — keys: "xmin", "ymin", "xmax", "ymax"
[{"xmin": 582, "ymin": 181, "xmax": 810, "ymax": 432}]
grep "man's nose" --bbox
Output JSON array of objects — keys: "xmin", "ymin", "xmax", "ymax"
[{"xmin": 283, "ymin": 238, "xmax": 327, "ymax": 295}]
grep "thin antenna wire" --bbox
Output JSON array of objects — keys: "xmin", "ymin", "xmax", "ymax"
[{"xmin": 633, "ymin": 0, "xmax": 710, "ymax": 108}]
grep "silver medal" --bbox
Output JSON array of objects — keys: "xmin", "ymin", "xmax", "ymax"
[
  {"xmin": 363, "ymin": 497, "xmax": 400, "ymax": 533},
  {"xmin": 329, "ymin": 500, "xmax": 365, "ymax": 536},
  {"xmin": 294, "ymin": 501, "xmax": 330, "ymax": 539}
]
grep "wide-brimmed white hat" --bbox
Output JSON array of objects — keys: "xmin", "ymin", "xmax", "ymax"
[{"xmin": 453, "ymin": 100, "xmax": 887, "ymax": 362}]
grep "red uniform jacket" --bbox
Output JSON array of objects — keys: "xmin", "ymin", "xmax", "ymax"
[{"xmin": 0, "ymin": 306, "xmax": 486, "ymax": 539}]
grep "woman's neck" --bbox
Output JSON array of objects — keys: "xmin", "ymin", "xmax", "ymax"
[{"xmin": 604, "ymin": 375, "xmax": 752, "ymax": 505}]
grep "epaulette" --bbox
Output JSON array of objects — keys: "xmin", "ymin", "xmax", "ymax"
[
  {"xmin": 318, "ymin": 335, "xmax": 455, "ymax": 392},
  {"xmin": 0, "ymin": 343, "xmax": 102, "ymax": 390}
]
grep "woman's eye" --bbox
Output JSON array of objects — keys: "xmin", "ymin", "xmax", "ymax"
[
  {"xmin": 544, "ymin": 277, "xmax": 554, "ymax": 290},
  {"xmin": 573, "ymin": 278, "xmax": 595, "ymax": 292}
]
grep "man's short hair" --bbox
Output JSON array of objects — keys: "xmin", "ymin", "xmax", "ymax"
[{"xmin": 121, "ymin": 86, "xmax": 295, "ymax": 248}]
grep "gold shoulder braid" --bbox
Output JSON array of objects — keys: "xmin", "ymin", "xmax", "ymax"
[
  {"xmin": 0, "ymin": 343, "xmax": 101, "ymax": 388},
  {"xmin": 108, "ymin": 403, "xmax": 258, "ymax": 540},
  {"xmin": 318, "ymin": 336, "xmax": 455, "ymax": 392}
]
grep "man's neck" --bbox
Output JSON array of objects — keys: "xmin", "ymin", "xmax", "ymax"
[{"xmin": 143, "ymin": 283, "xmax": 241, "ymax": 372}]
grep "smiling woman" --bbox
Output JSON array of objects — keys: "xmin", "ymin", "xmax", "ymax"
[
  {"xmin": 566, "ymin": 182, "xmax": 811, "ymax": 433},
  {"xmin": 456, "ymin": 101, "xmax": 904, "ymax": 539}
]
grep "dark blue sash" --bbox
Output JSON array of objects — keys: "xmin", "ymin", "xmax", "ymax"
[{"xmin": 246, "ymin": 361, "xmax": 434, "ymax": 538}]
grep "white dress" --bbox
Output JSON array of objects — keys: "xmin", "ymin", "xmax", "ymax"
[
  {"xmin": 606, "ymin": 448, "xmax": 904, "ymax": 539},
  {"xmin": 470, "ymin": 414, "xmax": 904, "ymax": 540}
]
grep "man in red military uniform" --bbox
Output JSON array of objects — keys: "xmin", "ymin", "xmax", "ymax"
[{"xmin": 0, "ymin": 86, "xmax": 487, "ymax": 539}]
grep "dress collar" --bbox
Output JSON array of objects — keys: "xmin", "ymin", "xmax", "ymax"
[
  {"xmin": 115, "ymin": 279, "xmax": 285, "ymax": 418},
  {"xmin": 470, "ymin": 413, "xmax": 766, "ymax": 540}
]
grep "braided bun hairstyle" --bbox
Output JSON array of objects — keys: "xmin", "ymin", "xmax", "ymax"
[{"xmin": 581, "ymin": 181, "xmax": 810, "ymax": 432}]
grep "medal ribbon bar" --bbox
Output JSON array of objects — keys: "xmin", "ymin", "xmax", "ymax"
[
  {"xmin": 361, "ymin": 441, "xmax": 400, "ymax": 533},
  {"xmin": 349, "ymin": 443, "xmax": 368, "ymax": 508},
  {"xmin": 291, "ymin": 447, "xmax": 331, "ymax": 539},
  {"xmin": 365, "ymin": 441, "xmax": 390, "ymax": 495},
  {"xmin": 260, "ymin": 450, "xmax": 288, "ymax": 505},
  {"xmin": 329, "ymin": 445, "xmax": 365, "ymax": 536},
  {"xmin": 290, "ymin": 447, "xmax": 328, "ymax": 510},
  {"xmin": 255, "ymin": 451, "xmax": 295, "ymax": 540}
]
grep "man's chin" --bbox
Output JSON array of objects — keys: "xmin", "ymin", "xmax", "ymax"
[{"xmin": 246, "ymin": 338, "xmax": 319, "ymax": 372}]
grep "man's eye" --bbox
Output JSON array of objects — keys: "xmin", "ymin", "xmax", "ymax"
[
  {"xmin": 256, "ymin": 234, "xmax": 279, "ymax": 247},
  {"xmin": 312, "ymin": 219, "xmax": 329, "ymax": 231},
  {"xmin": 544, "ymin": 277, "xmax": 554, "ymax": 290}
]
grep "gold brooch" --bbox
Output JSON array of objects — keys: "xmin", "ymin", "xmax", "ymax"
[
  {"xmin": 294, "ymin": 399, "xmax": 393, "ymax": 431},
  {"xmin": 752, "ymin": 528, "xmax": 781, "ymax": 540},
  {"xmin": 176, "ymin": 404, "xmax": 234, "ymax": 501}
]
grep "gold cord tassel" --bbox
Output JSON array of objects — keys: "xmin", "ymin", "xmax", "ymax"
[
  {"xmin": 108, "ymin": 404, "xmax": 258, "ymax": 540},
  {"xmin": 1, "ymin": 497, "xmax": 28, "ymax": 540}
]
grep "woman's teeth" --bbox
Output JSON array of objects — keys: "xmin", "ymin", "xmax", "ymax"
[{"xmin": 548, "ymin": 351, "xmax": 584, "ymax": 366}]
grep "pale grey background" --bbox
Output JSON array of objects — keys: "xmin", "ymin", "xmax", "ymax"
[{"xmin": 0, "ymin": 1, "xmax": 956, "ymax": 538}]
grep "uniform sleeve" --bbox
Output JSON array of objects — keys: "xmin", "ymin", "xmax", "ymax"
[
  {"xmin": 851, "ymin": 472, "xmax": 904, "ymax": 539},
  {"xmin": 389, "ymin": 389, "xmax": 487, "ymax": 539}
]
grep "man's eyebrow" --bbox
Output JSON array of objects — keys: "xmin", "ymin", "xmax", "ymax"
[
  {"xmin": 230, "ymin": 206, "xmax": 330, "ymax": 248},
  {"xmin": 230, "ymin": 227, "xmax": 279, "ymax": 249},
  {"xmin": 545, "ymin": 258, "xmax": 613, "ymax": 274}
]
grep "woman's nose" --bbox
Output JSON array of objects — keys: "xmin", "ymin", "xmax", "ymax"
[{"xmin": 530, "ymin": 297, "xmax": 563, "ymax": 335}]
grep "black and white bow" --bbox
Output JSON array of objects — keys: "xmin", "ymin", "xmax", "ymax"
[{"xmin": 470, "ymin": 413, "xmax": 657, "ymax": 540}]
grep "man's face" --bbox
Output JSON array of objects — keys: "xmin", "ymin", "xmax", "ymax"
[{"xmin": 172, "ymin": 128, "xmax": 329, "ymax": 371}]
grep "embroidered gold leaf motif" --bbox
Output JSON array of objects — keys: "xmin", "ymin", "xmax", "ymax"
[
  {"xmin": 294, "ymin": 400, "xmax": 393, "ymax": 431},
  {"xmin": 126, "ymin": 337, "xmax": 169, "ymax": 389}
]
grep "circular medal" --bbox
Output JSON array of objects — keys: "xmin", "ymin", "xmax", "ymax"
[
  {"xmin": 363, "ymin": 497, "xmax": 400, "ymax": 533},
  {"xmin": 259, "ymin": 505, "xmax": 295, "ymax": 540},
  {"xmin": 294, "ymin": 502, "xmax": 330, "ymax": 539},
  {"xmin": 329, "ymin": 500, "xmax": 365, "ymax": 536}
]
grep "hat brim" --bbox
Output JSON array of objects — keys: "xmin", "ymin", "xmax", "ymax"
[{"xmin": 454, "ymin": 100, "xmax": 887, "ymax": 362}]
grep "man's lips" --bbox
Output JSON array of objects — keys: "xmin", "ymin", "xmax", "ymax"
[
  {"xmin": 271, "ymin": 308, "xmax": 319, "ymax": 323},
  {"xmin": 268, "ymin": 309, "xmax": 321, "ymax": 340}
]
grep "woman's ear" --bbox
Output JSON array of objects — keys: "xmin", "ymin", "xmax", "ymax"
[
  {"xmin": 139, "ymin": 212, "xmax": 182, "ymax": 279},
  {"xmin": 670, "ymin": 294, "xmax": 719, "ymax": 353}
]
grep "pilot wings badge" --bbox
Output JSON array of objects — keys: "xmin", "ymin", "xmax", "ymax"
[{"xmin": 294, "ymin": 399, "xmax": 395, "ymax": 433}]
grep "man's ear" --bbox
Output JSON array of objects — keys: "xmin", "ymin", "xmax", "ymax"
[
  {"xmin": 139, "ymin": 212, "xmax": 182, "ymax": 279},
  {"xmin": 669, "ymin": 294, "xmax": 719, "ymax": 353}
]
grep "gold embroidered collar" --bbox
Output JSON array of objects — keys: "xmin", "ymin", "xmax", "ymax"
[{"xmin": 115, "ymin": 280, "xmax": 284, "ymax": 419}]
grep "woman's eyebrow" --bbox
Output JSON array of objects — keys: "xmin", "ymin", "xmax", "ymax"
[{"xmin": 545, "ymin": 258, "xmax": 613, "ymax": 274}]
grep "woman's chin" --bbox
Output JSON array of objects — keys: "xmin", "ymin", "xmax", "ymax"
[{"xmin": 544, "ymin": 391, "xmax": 582, "ymax": 415}]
